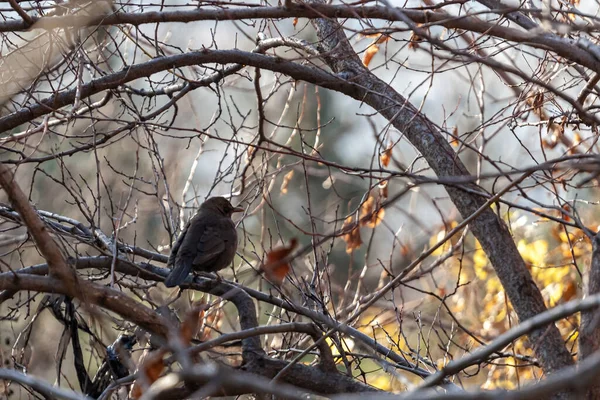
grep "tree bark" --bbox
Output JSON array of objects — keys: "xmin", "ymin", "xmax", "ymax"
[
  {"xmin": 580, "ymin": 234, "xmax": 600, "ymax": 398},
  {"xmin": 308, "ymin": 2, "xmax": 574, "ymax": 376}
]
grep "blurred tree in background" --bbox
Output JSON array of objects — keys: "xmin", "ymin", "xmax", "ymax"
[{"xmin": 2, "ymin": 0, "xmax": 600, "ymax": 398}]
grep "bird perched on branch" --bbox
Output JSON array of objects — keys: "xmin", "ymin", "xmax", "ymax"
[{"xmin": 164, "ymin": 197, "xmax": 243, "ymax": 287}]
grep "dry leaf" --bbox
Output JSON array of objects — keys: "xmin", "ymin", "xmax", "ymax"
[
  {"xmin": 246, "ymin": 146, "xmax": 257, "ymax": 161},
  {"xmin": 450, "ymin": 126, "xmax": 459, "ymax": 147},
  {"xmin": 380, "ymin": 144, "xmax": 392, "ymax": 167},
  {"xmin": 379, "ymin": 181, "xmax": 389, "ymax": 199},
  {"xmin": 281, "ymin": 170, "xmax": 294, "ymax": 194},
  {"xmin": 180, "ymin": 301, "xmax": 208, "ymax": 346},
  {"xmin": 363, "ymin": 34, "xmax": 390, "ymax": 67},
  {"xmin": 562, "ymin": 203, "xmax": 571, "ymax": 222},
  {"xmin": 375, "ymin": 34, "xmax": 390, "ymax": 45},
  {"xmin": 360, "ymin": 195, "xmax": 385, "ymax": 228},
  {"xmin": 408, "ymin": 32, "xmax": 421, "ymax": 50},
  {"xmin": 129, "ymin": 349, "xmax": 167, "ymax": 399},
  {"xmin": 343, "ymin": 216, "xmax": 362, "ymax": 253},
  {"xmin": 293, "ymin": 17, "xmax": 299, "ymax": 27},
  {"xmin": 262, "ymin": 238, "xmax": 299, "ymax": 285},
  {"xmin": 363, "ymin": 44, "xmax": 379, "ymax": 67},
  {"xmin": 201, "ymin": 308, "xmax": 223, "ymax": 341},
  {"xmin": 531, "ymin": 90, "xmax": 544, "ymax": 113}
]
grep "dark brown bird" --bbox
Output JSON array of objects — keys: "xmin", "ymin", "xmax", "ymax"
[{"xmin": 164, "ymin": 197, "xmax": 243, "ymax": 287}]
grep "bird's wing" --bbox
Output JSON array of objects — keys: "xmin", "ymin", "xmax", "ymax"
[
  {"xmin": 192, "ymin": 224, "xmax": 226, "ymax": 266},
  {"xmin": 167, "ymin": 220, "xmax": 190, "ymax": 267}
]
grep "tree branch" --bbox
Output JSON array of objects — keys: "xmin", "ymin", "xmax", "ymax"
[
  {"xmin": 0, "ymin": 369, "xmax": 89, "ymax": 400},
  {"xmin": 308, "ymin": 0, "xmax": 574, "ymax": 379}
]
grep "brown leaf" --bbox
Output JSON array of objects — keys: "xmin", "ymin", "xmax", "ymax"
[
  {"xmin": 530, "ymin": 90, "xmax": 545, "ymax": 114},
  {"xmin": 563, "ymin": 281, "xmax": 577, "ymax": 301},
  {"xmin": 374, "ymin": 34, "xmax": 390, "ymax": 45},
  {"xmin": 362, "ymin": 44, "xmax": 379, "ymax": 67},
  {"xmin": 360, "ymin": 195, "xmax": 385, "ymax": 228},
  {"xmin": 450, "ymin": 126, "xmax": 459, "ymax": 147},
  {"xmin": 129, "ymin": 349, "xmax": 167, "ymax": 399},
  {"xmin": 380, "ymin": 144, "xmax": 392, "ymax": 167},
  {"xmin": 561, "ymin": 203, "xmax": 571, "ymax": 222},
  {"xmin": 343, "ymin": 216, "xmax": 362, "ymax": 253},
  {"xmin": 379, "ymin": 181, "xmax": 389, "ymax": 199},
  {"xmin": 293, "ymin": 17, "xmax": 299, "ymax": 27},
  {"xmin": 363, "ymin": 34, "xmax": 390, "ymax": 67},
  {"xmin": 180, "ymin": 301, "xmax": 208, "ymax": 346},
  {"xmin": 262, "ymin": 238, "xmax": 299, "ymax": 285},
  {"xmin": 400, "ymin": 244, "xmax": 412, "ymax": 257},
  {"xmin": 408, "ymin": 32, "xmax": 421, "ymax": 50},
  {"xmin": 201, "ymin": 308, "xmax": 223, "ymax": 341}
]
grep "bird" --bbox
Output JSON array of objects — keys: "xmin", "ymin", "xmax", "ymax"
[{"xmin": 163, "ymin": 196, "xmax": 243, "ymax": 287}]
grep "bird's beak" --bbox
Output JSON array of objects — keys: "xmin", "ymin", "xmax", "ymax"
[{"xmin": 232, "ymin": 206, "xmax": 244, "ymax": 213}]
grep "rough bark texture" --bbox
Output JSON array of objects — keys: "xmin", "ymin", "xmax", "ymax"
[
  {"xmin": 309, "ymin": 5, "xmax": 574, "ymax": 375},
  {"xmin": 579, "ymin": 234, "xmax": 600, "ymax": 398}
]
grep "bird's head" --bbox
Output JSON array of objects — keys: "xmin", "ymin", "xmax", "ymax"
[{"xmin": 201, "ymin": 196, "xmax": 244, "ymax": 217}]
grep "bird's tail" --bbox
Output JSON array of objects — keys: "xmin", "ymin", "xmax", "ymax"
[{"xmin": 164, "ymin": 261, "xmax": 192, "ymax": 287}]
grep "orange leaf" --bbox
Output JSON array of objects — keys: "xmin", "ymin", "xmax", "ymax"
[
  {"xmin": 408, "ymin": 32, "xmax": 421, "ymax": 50},
  {"xmin": 563, "ymin": 281, "xmax": 577, "ymax": 301},
  {"xmin": 343, "ymin": 216, "xmax": 362, "ymax": 253},
  {"xmin": 380, "ymin": 144, "xmax": 392, "ymax": 167},
  {"xmin": 180, "ymin": 301, "xmax": 207, "ymax": 346},
  {"xmin": 562, "ymin": 203, "xmax": 572, "ymax": 222},
  {"xmin": 129, "ymin": 349, "xmax": 167, "ymax": 399},
  {"xmin": 262, "ymin": 238, "xmax": 298, "ymax": 285},
  {"xmin": 281, "ymin": 170, "xmax": 294, "ymax": 194},
  {"xmin": 360, "ymin": 195, "xmax": 385, "ymax": 228},
  {"xmin": 360, "ymin": 196, "xmax": 375, "ymax": 221},
  {"xmin": 375, "ymin": 34, "xmax": 391, "ymax": 45},
  {"xmin": 363, "ymin": 44, "xmax": 379, "ymax": 67},
  {"xmin": 450, "ymin": 126, "xmax": 459, "ymax": 147},
  {"xmin": 362, "ymin": 35, "xmax": 388, "ymax": 67},
  {"xmin": 201, "ymin": 308, "xmax": 223, "ymax": 341},
  {"xmin": 400, "ymin": 243, "xmax": 412, "ymax": 257},
  {"xmin": 293, "ymin": 17, "xmax": 299, "ymax": 27},
  {"xmin": 368, "ymin": 208, "xmax": 385, "ymax": 228}
]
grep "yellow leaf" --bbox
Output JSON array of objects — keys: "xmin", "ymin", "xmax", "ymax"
[
  {"xmin": 473, "ymin": 248, "xmax": 488, "ymax": 280},
  {"xmin": 517, "ymin": 239, "xmax": 548, "ymax": 267},
  {"xmin": 370, "ymin": 375, "xmax": 392, "ymax": 391}
]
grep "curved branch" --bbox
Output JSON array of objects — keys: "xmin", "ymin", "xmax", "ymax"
[
  {"xmin": 308, "ymin": 0, "xmax": 574, "ymax": 378},
  {"xmin": 1, "ymin": 5, "xmax": 597, "ymax": 77},
  {"xmin": 0, "ymin": 273, "xmax": 169, "ymax": 337},
  {"xmin": 0, "ymin": 164, "xmax": 79, "ymax": 291},
  {"xmin": 0, "ymin": 256, "xmax": 443, "ymax": 383},
  {"xmin": 0, "ymin": 369, "xmax": 89, "ymax": 400}
]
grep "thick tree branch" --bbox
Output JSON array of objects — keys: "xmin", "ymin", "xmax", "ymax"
[
  {"xmin": 0, "ymin": 369, "xmax": 89, "ymax": 400},
  {"xmin": 0, "ymin": 255, "xmax": 453, "ymax": 386},
  {"xmin": 308, "ymin": 0, "xmax": 574, "ymax": 378},
  {"xmin": 1, "ymin": 5, "xmax": 598, "ymax": 77},
  {"xmin": 579, "ymin": 234, "xmax": 600, "ymax": 397},
  {"xmin": 0, "ymin": 273, "xmax": 170, "ymax": 337},
  {"xmin": 0, "ymin": 163, "xmax": 80, "ymax": 294}
]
